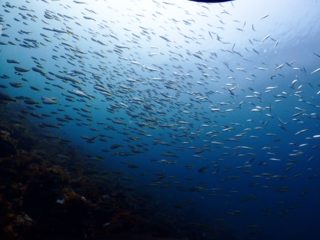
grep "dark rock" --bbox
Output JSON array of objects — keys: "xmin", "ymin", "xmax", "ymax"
[
  {"xmin": 17, "ymin": 136, "xmax": 35, "ymax": 151},
  {"xmin": 0, "ymin": 139, "xmax": 16, "ymax": 157}
]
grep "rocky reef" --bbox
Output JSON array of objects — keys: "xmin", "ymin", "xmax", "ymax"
[
  {"xmin": 0, "ymin": 104, "xmax": 237, "ymax": 240},
  {"xmin": 0, "ymin": 107, "xmax": 184, "ymax": 240}
]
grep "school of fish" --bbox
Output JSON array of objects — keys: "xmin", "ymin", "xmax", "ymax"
[{"xmin": 0, "ymin": 0, "xmax": 320, "ymax": 238}]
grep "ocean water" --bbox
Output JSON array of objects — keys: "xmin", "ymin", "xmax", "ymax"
[{"xmin": 1, "ymin": 0, "xmax": 320, "ymax": 239}]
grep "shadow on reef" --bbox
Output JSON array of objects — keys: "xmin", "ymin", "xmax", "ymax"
[{"xmin": 0, "ymin": 105, "xmax": 236, "ymax": 240}]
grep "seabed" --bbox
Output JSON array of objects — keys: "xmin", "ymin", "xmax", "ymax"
[{"xmin": 0, "ymin": 105, "xmax": 235, "ymax": 240}]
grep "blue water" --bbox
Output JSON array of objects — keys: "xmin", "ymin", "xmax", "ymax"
[{"xmin": 1, "ymin": 0, "xmax": 320, "ymax": 239}]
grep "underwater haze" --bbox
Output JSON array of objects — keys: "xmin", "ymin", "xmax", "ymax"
[{"xmin": 1, "ymin": 0, "xmax": 320, "ymax": 239}]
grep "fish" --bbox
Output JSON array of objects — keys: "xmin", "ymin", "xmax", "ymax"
[
  {"xmin": 14, "ymin": 66, "xmax": 30, "ymax": 72},
  {"xmin": 0, "ymin": 92, "xmax": 16, "ymax": 103},
  {"xmin": 311, "ymin": 67, "xmax": 320, "ymax": 74},
  {"xmin": 262, "ymin": 34, "xmax": 270, "ymax": 42},
  {"xmin": 260, "ymin": 14, "xmax": 269, "ymax": 20},
  {"xmin": 42, "ymin": 97, "xmax": 58, "ymax": 104},
  {"xmin": 23, "ymin": 97, "xmax": 39, "ymax": 105},
  {"xmin": 7, "ymin": 59, "xmax": 20, "ymax": 64},
  {"xmin": 294, "ymin": 129, "xmax": 308, "ymax": 135}
]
